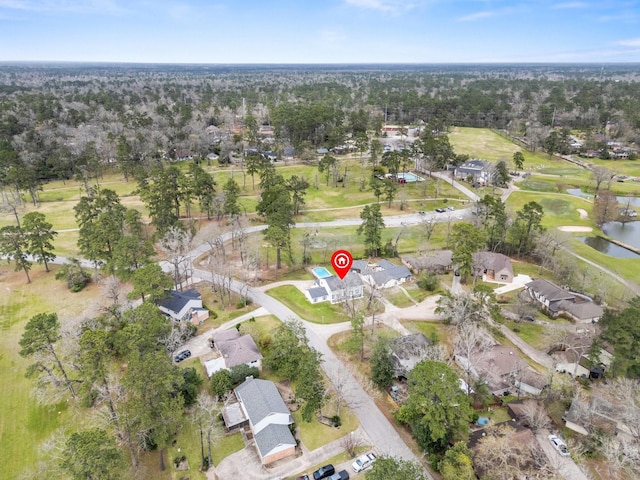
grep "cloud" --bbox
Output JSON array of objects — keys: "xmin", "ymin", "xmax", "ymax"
[
  {"xmin": 616, "ymin": 37, "xmax": 640, "ymax": 47},
  {"xmin": 551, "ymin": 1, "xmax": 589, "ymax": 9},
  {"xmin": 457, "ymin": 10, "xmax": 497, "ymax": 22},
  {"xmin": 343, "ymin": 0, "xmax": 425, "ymax": 14}
]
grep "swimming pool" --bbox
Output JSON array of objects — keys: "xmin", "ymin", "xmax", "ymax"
[
  {"xmin": 397, "ymin": 172, "xmax": 424, "ymax": 182},
  {"xmin": 312, "ymin": 267, "xmax": 333, "ymax": 279}
]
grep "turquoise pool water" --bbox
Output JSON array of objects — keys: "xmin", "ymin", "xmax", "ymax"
[
  {"xmin": 397, "ymin": 172, "xmax": 424, "ymax": 182},
  {"xmin": 312, "ymin": 267, "xmax": 333, "ymax": 278}
]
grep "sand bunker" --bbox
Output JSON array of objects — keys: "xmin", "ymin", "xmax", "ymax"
[
  {"xmin": 577, "ymin": 208, "xmax": 588, "ymax": 219},
  {"xmin": 558, "ymin": 226, "xmax": 593, "ymax": 232}
]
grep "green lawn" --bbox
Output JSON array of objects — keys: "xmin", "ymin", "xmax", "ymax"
[
  {"xmin": 266, "ymin": 285, "xmax": 351, "ymax": 324},
  {"xmin": 0, "ymin": 267, "xmax": 102, "ymax": 479},
  {"xmin": 382, "ymin": 286, "xmax": 416, "ymax": 308},
  {"xmin": 505, "ymin": 190, "xmax": 594, "ymax": 228},
  {"xmin": 292, "ymin": 397, "xmax": 359, "ymax": 451},
  {"xmin": 505, "ymin": 320, "xmax": 563, "ymax": 350}
]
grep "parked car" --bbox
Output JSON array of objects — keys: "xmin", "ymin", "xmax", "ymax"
[
  {"xmin": 447, "ymin": 205, "xmax": 455, "ymax": 211},
  {"xmin": 418, "ymin": 211, "xmax": 426, "ymax": 215},
  {"xmin": 352, "ymin": 452, "xmax": 377, "ymax": 472},
  {"xmin": 174, "ymin": 349, "xmax": 191, "ymax": 363},
  {"xmin": 435, "ymin": 208, "xmax": 446, "ymax": 213},
  {"xmin": 327, "ymin": 470, "xmax": 349, "ymax": 480},
  {"xmin": 548, "ymin": 434, "xmax": 570, "ymax": 457},
  {"xmin": 313, "ymin": 465, "xmax": 335, "ymax": 480},
  {"xmin": 295, "ymin": 476, "xmax": 309, "ymax": 480}
]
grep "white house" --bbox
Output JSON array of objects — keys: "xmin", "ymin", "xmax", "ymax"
[
  {"xmin": 454, "ymin": 159, "xmax": 491, "ymax": 185},
  {"xmin": 351, "ymin": 259, "xmax": 411, "ymax": 289},
  {"xmin": 304, "ymin": 271, "xmax": 364, "ymax": 304},
  {"xmin": 158, "ymin": 289, "xmax": 210, "ymax": 325}
]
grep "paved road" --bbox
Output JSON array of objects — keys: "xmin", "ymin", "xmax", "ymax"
[
  {"xmin": 536, "ymin": 430, "xmax": 590, "ymax": 480},
  {"xmin": 193, "ymin": 268, "xmax": 431, "ymax": 477}
]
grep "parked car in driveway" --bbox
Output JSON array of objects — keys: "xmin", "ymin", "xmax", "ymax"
[
  {"xmin": 352, "ymin": 452, "xmax": 377, "ymax": 472},
  {"xmin": 549, "ymin": 434, "xmax": 570, "ymax": 456},
  {"xmin": 328, "ymin": 470, "xmax": 349, "ymax": 480},
  {"xmin": 313, "ymin": 464, "xmax": 335, "ymax": 480},
  {"xmin": 174, "ymin": 349, "xmax": 191, "ymax": 362}
]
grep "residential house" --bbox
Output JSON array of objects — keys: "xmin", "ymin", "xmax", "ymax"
[
  {"xmin": 283, "ymin": 146, "xmax": 295, "ymax": 161},
  {"xmin": 316, "ymin": 148, "xmax": 329, "ymax": 155},
  {"xmin": 204, "ymin": 329, "xmax": 263, "ymax": 377},
  {"xmin": 304, "ymin": 271, "xmax": 364, "ymax": 304},
  {"xmin": 222, "ymin": 377, "xmax": 296, "ymax": 465},
  {"xmin": 175, "ymin": 149, "xmax": 194, "ymax": 161},
  {"xmin": 456, "ymin": 345, "xmax": 539, "ymax": 396},
  {"xmin": 388, "ymin": 333, "xmax": 432, "ymax": 379},
  {"xmin": 472, "ymin": 252, "xmax": 514, "ymax": 283},
  {"xmin": 351, "ymin": 259, "xmax": 411, "ymax": 289},
  {"xmin": 454, "ymin": 159, "xmax": 491, "ymax": 185},
  {"xmin": 402, "ymin": 250, "xmax": 453, "ymax": 274},
  {"xmin": 158, "ymin": 289, "xmax": 210, "ymax": 325},
  {"xmin": 524, "ymin": 279, "xmax": 604, "ymax": 323},
  {"xmin": 564, "ymin": 394, "xmax": 636, "ymax": 440}
]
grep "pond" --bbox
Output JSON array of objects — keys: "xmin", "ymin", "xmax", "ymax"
[
  {"xmin": 566, "ymin": 188, "xmax": 640, "ymax": 206},
  {"xmin": 577, "ymin": 236, "xmax": 640, "ymax": 259},
  {"xmin": 602, "ymin": 221, "xmax": 640, "ymax": 250}
]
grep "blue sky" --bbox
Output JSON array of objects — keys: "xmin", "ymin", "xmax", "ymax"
[{"xmin": 1, "ymin": 0, "xmax": 640, "ymax": 63}]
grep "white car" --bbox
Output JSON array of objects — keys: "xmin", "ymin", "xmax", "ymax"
[
  {"xmin": 548, "ymin": 434, "xmax": 570, "ymax": 457},
  {"xmin": 352, "ymin": 452, "xmax": 377, "ymax": 472}
]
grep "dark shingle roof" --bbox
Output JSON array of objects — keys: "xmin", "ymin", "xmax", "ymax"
[
  {"xmin": 235, "ymin": 378, "xmax": 291, "ymax": 426},
  {"xmin": 525, "ymin": 279, "xmax": 574, "ymax": 302},
  {"xmin": 308, "ymin": 286, "xmax": 328, "ymax": 299},
  {"xmin": 158, "ymin": 289, "xmax": 201, "ymax": 315},
  {"xmin": 254, "ymin": 424, "xmax": 296, "ymax": 458}
]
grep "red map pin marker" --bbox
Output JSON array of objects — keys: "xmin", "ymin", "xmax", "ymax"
[{"xmin": 331, "ymin": 250, "xmax": 353, "ymax": 280}]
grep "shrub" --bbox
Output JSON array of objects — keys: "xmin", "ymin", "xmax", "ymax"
[
  {"xmin": 173, "ymin": 455, "xmax": 186, "ymax": 468},
  {"xmin": 55, "ymin": 260, "xmax": 91, "ymax": 292},
  {"xmin": 331, "ymin": 415, "xmax": 342, "ymax": 427},
  {"xmin": 229, "ymin": 364, "xmax": 260, "ymax": 385},
  {"xmin": 236, "ymin": 297, "xmax": 253, "ymax": 309},
  {"xmin": 418, "ymin": 273, "xmax": 439, "ymax": 291}
]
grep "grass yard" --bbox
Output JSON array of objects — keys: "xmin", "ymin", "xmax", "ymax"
[
  {"xmin": 0, "ymin": 267, "xmax": 102, "ymax": 479},
  {"xmin": 506, "ymin": 320, "xmax": 563, "ymax": 350},
  {"xmin": 402, "ymin": 321, "xmax": 454, "ymax": 353},
  {"xmin": 293, "ymin": 397, "xmax": 359, "ymax": 451},
  {"xmin": 265, "ymin": 285, "xmax": 351, "ymax": 324},
  {"xmin": 237, "ymin": 315, "xmax": 282, "ymax": 344},
  {"xmin": 381, "ymin": 286, "xmax": 416, "ymax": 308},
  {"xmin": 449, "ymin": 127, "xmax": 522, "ymax": 161}
]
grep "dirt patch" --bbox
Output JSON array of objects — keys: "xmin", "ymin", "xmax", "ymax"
[{"xmin": 557, "ymin": 226, "xmax": 593, "ymax": 232}]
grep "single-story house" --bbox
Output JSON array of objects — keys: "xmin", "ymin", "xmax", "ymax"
[
  {"xmin": 524, "ymin": 279, "xmax": 604, "ymax": 323},
  {"xmin": 304, "ymin": 271, "xmax": 364, "ymax": 304},
  {"xmin": 224, "ymin": 377, "xmax": 296, "ymax": 465},
  {"xmin": 454, "ymin": 159, "xmax": 491, "ymax": 185},
  {"xmin": 402, "ymin": 251, "xmax": 453, "ymax": 274},
  {"xmin": 158, "ymin": 289, "xmax": 210, "ymax": 325},
  {"xmin": 456, "ymin": 345, "xmax": 536, "ymax": 396},
  {"xmin": 316, "ymin": 148, "xmax": 329, "ymax": 155},
  {"xmin": 388, "ymin": 333, "xmax": 432, "ymax": 379},
  {"xmin": 472, "ymin": 252, "xmax": 514, "ymax": 283},
  {"xmin": 175, "ymin": 149, "xmax": 194, "ymax": 161},
  {"xmin": 204, "ymin": 329, "xmax": 263, "ymax": 377},
  {"xmin": 351, "ymin": 259, "xmax": 411, "ymax": 289}
]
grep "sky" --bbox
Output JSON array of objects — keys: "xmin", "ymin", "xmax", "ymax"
[{"xmin": 1, "ymin": 0, "xmax": 640, "ymax": 63}]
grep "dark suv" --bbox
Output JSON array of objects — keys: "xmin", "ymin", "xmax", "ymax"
[
  {"xmin": 328, "ymin": 470, "xmax": 349, "ymax": 480},
  {"xmin": 313, "ymin": 464, "xmax": 335, "ymax": 480},
  {"xmin": 174, "ymin": 349, "xmax": 191, "ymax": 362}
]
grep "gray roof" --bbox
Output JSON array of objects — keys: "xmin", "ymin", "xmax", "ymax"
[
  {"xmin": 389, "ymin": 333, "xmax": 432, "ymax": 376},
  {"xmin": 254, "ymin": 423, "xmax": 296, "ymax": 458},
  {"xmin": 473, "ymin": 251, "xmax": 513, "ymax": 274},
  {"xmin": 235, "ymin": 378, "xmax": 291, "ymax": 427},
  {"xmin": 557, "ymin": 299, "xmax": 604, "ymax": 321},
  {"xmin": 158, "ymin": 289, "xmax": 201, "ymax": 315},
  {"xmin": 352, "ymin": 259, "xmax": 411, "ymax": 285},
  {"xmin": 402, "ymin": 251, "xmax": 453, "ymax": 271},
  {"xmin": 219, "ymin": 334, "xmax": 262, "ymax": 368},
  {"xmin": 525, "ymin": 279, "xmax": 574, "ymax": 302},
  {"xmin": 308, "ymin": 286, "xmax": 328, "ymax": 299},
  {"xmin": 323, "ymin": 272, "xmax": 363, "ymax": 292}
]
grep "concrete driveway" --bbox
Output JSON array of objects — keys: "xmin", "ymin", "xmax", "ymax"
[{"xmin": 536, "ymin": 430, "xmax": 590, "ymax": 480}]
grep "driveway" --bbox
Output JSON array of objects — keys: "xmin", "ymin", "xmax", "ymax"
[
  {"xmin": 536, "ymin": 430, "xmax": 590, "ymax": 480},
  {"xmin": 193, "ymin": 269, "xmax": 432, "ymax": 478}
]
